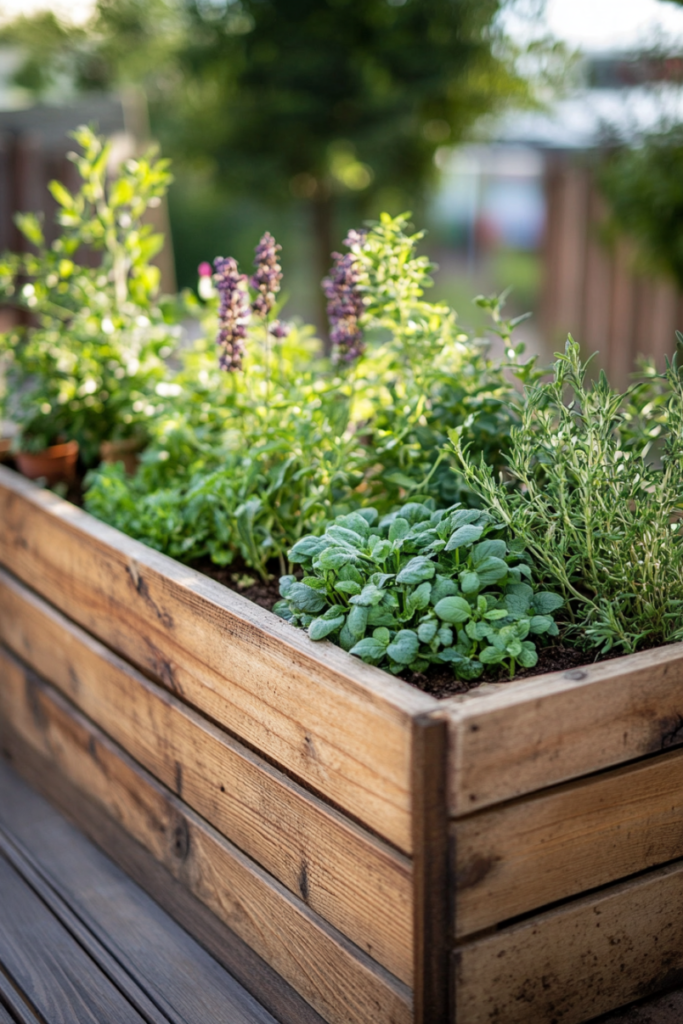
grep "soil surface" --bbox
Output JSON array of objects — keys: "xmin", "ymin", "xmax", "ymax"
[
  {"xmin": 191, "ymin": 559, "xmax": 283, "ymax": 610},
  {"xmin": 192, "ymin": 557, "xmax": 630, "ymax": 699}
]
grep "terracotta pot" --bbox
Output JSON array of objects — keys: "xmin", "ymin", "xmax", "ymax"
[
  {"xmin": 99, "ymin": 437, "xmax": 142, "ymax": 475},
  {"xmin": 0, "ymin": 438, "xmax": 12, "ymax": 462},
  {"xmin": 15, "ymin": 440, "xmax": 79, "ymax": 486}
]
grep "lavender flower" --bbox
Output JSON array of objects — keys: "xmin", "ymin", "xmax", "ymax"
[
  {"xmin": 250, "ymin": 231, "xmax": 283, "ymax": 318},
  {"xmin": 322, "ymin": 237, "xmax": 366, "ymax": 362},
  {"xmin": 343, "ymin": 228, "xmax": 366, "ymax": 251},
  {"xmin": 213, "ymin": 256, "xmax": 250, "ymax": 372},
  {"xmin": 269, "ymin": 319, "xmax": 290, "ymax": 340}
]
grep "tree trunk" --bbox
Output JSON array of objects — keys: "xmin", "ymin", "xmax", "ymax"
[{"xmin": 312, "ymin": 191, "xmax": 334, "ymax": 354}]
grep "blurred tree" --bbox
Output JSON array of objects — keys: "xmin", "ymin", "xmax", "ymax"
[
  {"xmin": 174, "ymin": 0, "xmax": 526, "ymax": 310},
  {"xmin": 601, "ymin": 124, "xmax": 683, "ymax": 291},
  {"xmin": 2, "ymin": 0, "xmax": 529, "ymax": 328},
  {"xmin": 0, "ymin": 12, "xmax": 87, "ymax": 98}
]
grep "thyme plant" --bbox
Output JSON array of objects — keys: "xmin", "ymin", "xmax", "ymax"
[{"xmin": 451, "ymin": 335, "xmax": 683, "ymax": 653}]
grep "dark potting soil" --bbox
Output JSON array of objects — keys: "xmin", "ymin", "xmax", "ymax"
[
  {"xmin": 191, "ymin": 558, "xmax": 284, "ymax": 610},
  {"xmin": 192, "ymin": 557, "xmax": 629, "ymax": 699}
]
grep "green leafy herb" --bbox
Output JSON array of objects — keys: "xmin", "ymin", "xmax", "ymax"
[
  {"xmin": 0, "ymin": 126, "xmax": 178, "ymax": 463},
  {"xmin": 85, "ymin": 213, "xmax": 538, "ymax": 577},
  {"xmin": 275, "ymin": 500, "xmax": 562, "ymax": 681},
  {"xmin": 451, "ymin": 334, "xmax": 683, "ymax": 654}
]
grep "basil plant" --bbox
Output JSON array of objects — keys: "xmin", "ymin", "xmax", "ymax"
[{"xmin": 275, "ymin": 501, "xmax": 564, "ymax": 682}]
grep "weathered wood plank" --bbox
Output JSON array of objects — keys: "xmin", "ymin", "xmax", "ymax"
[
  {"xmin": 0, "ymin": 762, "xmax": 281, "ymax": 1024},
  {"xmin": 444, "ymin": 645, "xmax": 683, "ymax": 815},
  {"xmin": 0, "ymin": 1000, "xmax": 18, "ymax": 1024},
  {"xmin": 454, "ymin": 858, "xmax": 683, "ymax": 1024},
  {"xmin": 0, "ymin": 854, "xmax": 149, "ymax": 1024},
  {"xmin": 0, "ymin": 830, "xmax": 178, "ymax": 1024},
  {"xmin": 595, "ymin": 988, "xmax": 683, "ymax": 1023},
  {"xmin": 411, "ymin": 714, "xmax": 449, "ymax": 1024},
  {"xmin": 0, "ymin": 965, "xmax": 43, "ymax": 1024},
  {"xmin": 0, "ymin": 753, "xmax": 327, "ymax": 1024},
  {"xmin": 0, "ymin": 568, "xmax": 412, "ymax": 984},
  {"xmin": 0, "ymin": 466, "xmax": 435, "ymax": 854},
  {"xmin": 453, "ymin": 746, "xmax": 683, "ymax": 937},
  {"xmin": 0, "ymin": 645, "xmax": 413, "ymax": 1024}
]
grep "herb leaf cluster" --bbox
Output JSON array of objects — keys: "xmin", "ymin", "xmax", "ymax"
[
  {"xmin": 451, "ymin": 335, "xmax": 683, "ymax": 654},
  {"xmin": 85, "ymin": 213, "xmax": 535, "ymax": 577},
  {"xmin": 275, "ymin": 500, "xmax": 563, "ymax": 681},
  {"xmin": 0, "ymin": 126, "xmax": 179, "ymax": 462}
]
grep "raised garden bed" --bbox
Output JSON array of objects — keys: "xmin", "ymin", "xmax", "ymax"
[{"xmin": 1, "ymin": 462, "xmax": 683, "ymax": 1024}]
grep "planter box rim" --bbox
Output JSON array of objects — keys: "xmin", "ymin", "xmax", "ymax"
[
  {"xmin": 0, "ymin": 464, "xmax": 436, "ymax": 718},
  {"xmin": 4, "ymin": 464, "xmax": 681, "ymax": 717}
]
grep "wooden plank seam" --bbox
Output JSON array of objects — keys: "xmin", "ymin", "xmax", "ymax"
[{"xmin": 0, "ymin": 645, "xmax": 412, "ymax": 1024}]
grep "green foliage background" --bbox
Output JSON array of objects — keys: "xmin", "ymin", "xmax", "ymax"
[{"xmin": 0, "ymin": 0, "xmax": 530, "ymax": 306}]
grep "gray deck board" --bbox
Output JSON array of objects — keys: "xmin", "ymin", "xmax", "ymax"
[{"xmin": 0, "ymin": 761, "xmax": 279, "ymax": 1024}]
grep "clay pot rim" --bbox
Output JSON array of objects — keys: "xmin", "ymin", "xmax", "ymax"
[
  {"xmin": 99, "ymin": 437, "xmax": 144, "ymax": 454},
  {"xmin": 17, "ymin": 439, "xmax": 79, "ymax": 459}
]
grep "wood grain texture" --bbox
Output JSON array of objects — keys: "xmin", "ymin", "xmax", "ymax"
[
  {"xmin": 594, "ymin": 989, "xmax": 683, "ymax": 1023},
  {"xmin": 411, "ymin": 714, "xmax": 449, "ymax": 1024},
  {"xmin": 0, "ymin": 832, "xmax": 174, "ymax": 1024},
  {"xmin": 0, "ymin": 646, "xmax": 413, "ymax": 1024},
  {"xmin": 453, "ymin": 746, "xmax": 683, "ymax": 938},
  {"xmin": 0, "ymin": 761, "xmax": 280, "ymax": 1024},
  {"xmin": 0, "ymin": 568, "xmax": 412, "ymax": 983},
  {"xmin": 0, "ymin": 854, "xmax": 149, "ymax": 1024},
  {"xmin": 443, "ymin": 644, "xmax": 683, "ymax": 815},
  {"xmin": 0, "ymin": 750, "xmax": 327, "ymax": 1024},
  {"xmin": 0, "ymin": 465, "xmax": 436, "ymax": 853},
  {"xmin": 454, "ymin": 858, "xmax": 683, "ymax": 1024},
  {"xmin": 0, "ymin": 964, "xmax": 44, "ymax": 1024}
]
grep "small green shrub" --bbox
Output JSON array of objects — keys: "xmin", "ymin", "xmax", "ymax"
[
  {"xmin": 451, "ymin": 335, "xmax": 683, "ymax": 654},
  {"xmin": 0, "ymin": 126, "xmax": 178, "ymax": 463},
  {"xmin": 275, "ymin": 500, "xmax": 563, "ymax": 681}
]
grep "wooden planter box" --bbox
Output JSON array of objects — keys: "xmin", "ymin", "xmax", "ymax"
[{"xmin": 1, "ymin": 463, "xmax": 683, "ymax": 1024}]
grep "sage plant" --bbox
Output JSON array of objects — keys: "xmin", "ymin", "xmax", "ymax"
[{"xmin": 276, "ymin": 500, "xmax": 563, "ymax": 681}]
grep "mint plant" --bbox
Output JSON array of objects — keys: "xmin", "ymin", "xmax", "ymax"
[
  {"xmin": 275, "ymin": 501, "xmax": 563, "ymax": 681},
  {"xmin": 0, "ymin": 127, "xmax": 178, "ymax": 462},
  {"xmin": 451, "ymin": 335, "xmax": 683, "ymax": 654}
]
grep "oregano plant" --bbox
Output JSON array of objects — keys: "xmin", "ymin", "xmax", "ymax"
[{"xmin": 275, "ymin": 500, "xmax": 563, "ymax": 681}]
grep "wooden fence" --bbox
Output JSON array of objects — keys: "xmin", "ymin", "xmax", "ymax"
[{"xmin": 541, "ymin": 156, "xmax": 683, "ymax": 390}]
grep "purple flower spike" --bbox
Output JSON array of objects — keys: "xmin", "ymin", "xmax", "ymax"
[
  {"xmin": 269, "ymin": 319, "xmax": 290, "ymax": 340},
  {"xmin": 213, "ymin": 256, "xmax": 250, "ymax": 372},
  {"xmin": 250, "ymin": 231, "xmax": 283, "ymax": 318},
  {"xmin": 343, "ymin": 228, "xmax": 366, "ymax": 250},
  {"xmin": 322, "ymin": 244, "xmax": 365, "ymax": 363}
]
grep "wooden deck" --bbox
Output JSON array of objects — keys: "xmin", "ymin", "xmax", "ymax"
[{"xmin": 0, "ymin": 760, "xmax": 324, "ymax": 1024}]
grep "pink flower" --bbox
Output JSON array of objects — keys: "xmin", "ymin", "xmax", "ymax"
[{"xmin": 198, "ymin": 262, "xmax": 213, "ymax": 277}]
